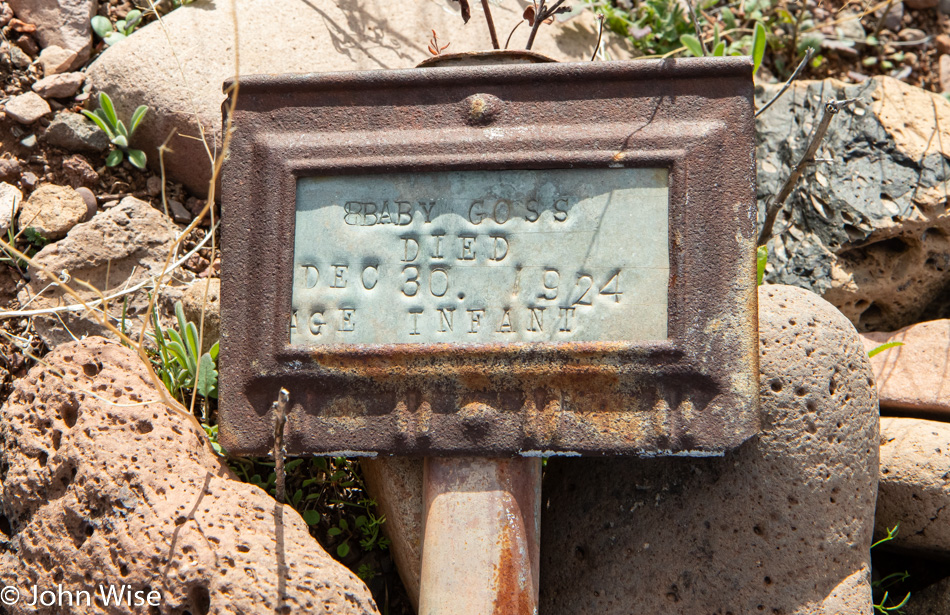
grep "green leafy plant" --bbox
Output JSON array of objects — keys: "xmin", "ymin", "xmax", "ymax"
[
  {"xmin": 82, "ymin": 92, "xmax": 149, "ymax": 170},
  {"xmin": 756, "ymin": 245, "xmax": 768, "ymax": 285},
  {"xmin": 868, "ymin": 342, "xmax": 904, "ymax": 358},
  {"xmin": 872, "ymin": 524, "xmax": 911, "ymax": 613},
  {"xmin": 150, "ymin": 300, "xmax": 219, "ymax": 404},
  {"xmin": 22, "ymin": 227, "xmax": 48, "ymax": 250},
  {"xmin": 327, "ymin": 507, "xmax": 391, "ymax": 558},
  {"xmin": 91, "ymin": 11, "xmax": 143, "ymax": 46}
]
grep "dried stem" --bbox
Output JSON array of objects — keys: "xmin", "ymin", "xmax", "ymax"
[
  {"xmin": 525, "ymin": 0, "xmax": 567, "ymax": 50},
  {"xmin": 480, "ymin": 0, "xmax": 500, "ymax": 49},
  {"xmin": 505, "ymin": 18, "xmax": 523, "ymax": 49},
  {"xmin": 590, "ymin": 14, "xmax": 605, "ymax": 61},
  {"xmin": 755, "ymin": 47, "xmax": 814, "ymax": 118},
  {"xmin": 0, "ymin": 222, "xmax": 219, "ymax": 319},
  {"xmin": 272, "ymin": 388, "xmax": 290, "ymax": 504},
  {"xmin": 685, "ymin": 0, "xmax": 708, "ymax": 56},
  {"xmin": 872, "ymin": 0, "xmax": 895, "ymax": 39},
  {"xmin": 758, "ymin": 97, "xmax": 858, "ymax": 247}
]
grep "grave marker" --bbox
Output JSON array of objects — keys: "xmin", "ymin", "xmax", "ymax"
[{"xmin": 220, "ymin": 57, "xmax": 758, "ymax": 457}]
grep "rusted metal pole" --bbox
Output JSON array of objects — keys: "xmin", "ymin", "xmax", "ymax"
[{"xmin": 419, "ymin": 457, "xmax": 541, "ymax": 615}]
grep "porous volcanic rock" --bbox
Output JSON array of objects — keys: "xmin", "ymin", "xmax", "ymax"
[
  {"xmin": 17, "ymin": 196, "xmax": 192, "ymax": 347},
  {"xmin": 0, "ymin": 337, "xmax": 380, "ymax": 614},
  {"xmin": 85, "ymin": 0, "xmax": 632, "ymax": 195},
  {"xmin": 7, "ymin": 0, "xmax": 94, "ymax": 67},
  {"xmin": 757, "ymin": 77, "xmax": 950, "ymax": 331},
  {"xmin": 876, "ymin": 417, "xmax": 950, "ymax": 556},
  {"xmin": 17, "ymin": 183, "xmax": 87, "ymax": 240},
  {"xmin": 861, "ymin": 320, "xmax": 950, "ymax": 420},
  {"xmin": 539, "ymin": 284, "xmax": 878, "ymax": 613}
]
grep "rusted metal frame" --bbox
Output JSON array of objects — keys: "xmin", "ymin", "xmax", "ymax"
[{"xmin": 220, "ymin": 58, "xmax": 758, "ymax": 457}]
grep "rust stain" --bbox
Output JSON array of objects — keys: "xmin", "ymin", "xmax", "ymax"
[{"xmin": 219, "ymin": 57, "xmax": 759, "ymax": 457}]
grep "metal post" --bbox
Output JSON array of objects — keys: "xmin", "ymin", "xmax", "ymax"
[{"xmin": 418, "ymin": 457, "xmax": 541, "ymax": 615}]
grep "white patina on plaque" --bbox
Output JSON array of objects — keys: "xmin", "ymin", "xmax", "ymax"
[{"xmin": 291, "ymin": 168, "xmax": 669, "ymax": 345}]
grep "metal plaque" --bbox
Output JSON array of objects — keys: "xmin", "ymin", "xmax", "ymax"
[
  {"xmin": 220, "ymin": 58, "xmax": 759, "ymax": 457},
  {"xmin": 291, "ymin": 168, "xmax": 669, "ymax": 345}
]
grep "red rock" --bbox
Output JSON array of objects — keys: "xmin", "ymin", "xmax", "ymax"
[
  {"xmin": 861, "ymin": 320, "xmax": 950, "ymax": 420},
  {"xmin": 0, "ymin": 337, "xmax": 380, "ymax": 615}
]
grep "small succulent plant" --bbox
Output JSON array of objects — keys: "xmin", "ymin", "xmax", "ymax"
[
  {"xmin": 82, "ymin": 92, "xmax": 149, "ymax": 169},
  {"xmin": 91, "ymin": 10, "xmax": 143, "ymax": 46}
]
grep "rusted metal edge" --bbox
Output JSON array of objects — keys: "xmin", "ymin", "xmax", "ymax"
[{"xmin": 222, "ymin": 56, "xmax": 753, "ymax": 94}]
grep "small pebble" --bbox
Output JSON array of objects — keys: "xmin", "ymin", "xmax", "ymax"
[
  {"xmin": 146, "ymin": 176, "xmax": 162, "ymax": 196},
  {"xmin": 19, "ymin": 134, "xmax": 36, "ymax": 148},
  {"xmin": 168, "ymin": 199, "xmax": 192, "ymax": 223},
  {"xmin": 19, "ymin": 172, "xmax": 37, "ymax": 189},
  {"xmin": 3, "ymin": 92, "xmax": 51, "ymax": 124},
  {"xmin": 14, "ymin": 34, "xmax": 37, "ymax": 57},
  {"xmin": 937, "ymin": 34, "xmax": 950, "ymax": 55}
]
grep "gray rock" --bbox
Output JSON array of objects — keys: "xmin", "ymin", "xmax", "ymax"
[
  {"xmin": 43, "ymin": 111, "xmax": 109, "ymax": 152},
  {"xmin": 7, "ymin": 0, "xmax": 94, "ymax": 68},
  {"xmin": 0, "ymin": 158, "xmax": 20, "ymax": 180},
  {"xmin": 877, "ymin": 1, "xmax": 904, "ymax": 31},
  {"xmin": 85, "ymin": 0, "xmax": 633, "ymax": 196},
  {"xmin": 904, "ymin": 576, "xmax": 950, "ymax": 615},
  {"xmin": 168, "ymin": 198, "xmax": 192, "ymax": 223},
  {"xmin": 37, "ymin": 44, "xmax": 77, "ymax": 75},
  {"xmin": 0, "ymin": 182, "xmax": 22, "ymax": 234},
  {"xmin": 877, "ymin": 418, "xmax": 950, "ymax": 557},
  {"xmin": 539, "ymin": 285, "xmax": 878, "ymax": 613},
  {"xmin": 17, "ymin": 196, "xmax": 193, "ymax": 347},
  {"xmin": 0, "ymin": 41, "xmax": 31, "ymax": 70},
  {"xmin": 31, "ymin": 71, "xmax": 84, "ymax": 99},
  {"xmin": 757, "ymin": 77, "xmax": 950, "ymax": 331},
  {"xmin": 3, "ymin": 92, "xmax": 51, "ymax": 124}
]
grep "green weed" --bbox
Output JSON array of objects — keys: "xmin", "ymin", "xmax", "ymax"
[{"xmin": 82, "ymin": 92, "xmax": 149, "ymax": 170}]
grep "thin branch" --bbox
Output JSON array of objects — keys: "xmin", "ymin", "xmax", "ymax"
[
  {"xmin": 505, "ymin": 19, "xmax": 523, "ymax": 49},
  {"xmin": 590, "ymin": 14, "xmax": 605, "ymax": 61},
  {"xmin": 525, "ymin": 0, "xmax": 568, "ymax": 50},
  {"xmin": 758, "ymin": 97, "xmax": 858, "ymax": 246},
  {"xmin": 685, "ymin": 0, "xmax": 708, "ymax": 56},
  {"xmin": 871, "ymin": 0, "xmax": 894, "ymax": 39},
  {"xmin": 272, "ymin": 388, "xmax": 290, "ymax": 504},
  {"xmin": 480, "ymin": 0, "xmax": 500, "ymax": 49},
  {"xmin": 755, "ymin": 47, "xmax": 814, "ymax": 118}
]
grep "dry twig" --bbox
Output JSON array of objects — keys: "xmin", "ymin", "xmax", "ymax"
[
  {"xmin": 272, "ymin": 388, "xmax": 290, "ymax": 504},
  {"xmin": 755, "ymin": 48, "xmax": 815, "ymax": 118},
  {"xmin": 758, "ymin": 97, "xmax": 858, "ymax": 247}
]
